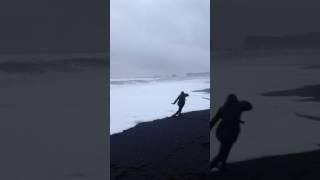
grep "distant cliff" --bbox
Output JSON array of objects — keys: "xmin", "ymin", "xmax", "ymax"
[{"xmin": 245, "ymin": 32, "xmax": 320, "ymax": 49}]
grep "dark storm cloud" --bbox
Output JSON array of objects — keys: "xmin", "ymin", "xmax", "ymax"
[
  {"xmin": 111, "ymin": 0, "xmax": 210, "ymax": 78},
  {"xmin": 213, "ymin": 0, "xmax": 320, "ymax": 48},
  {"xmin": 0, "ymin": 0, "xmax": 107, "ymax": 53}
]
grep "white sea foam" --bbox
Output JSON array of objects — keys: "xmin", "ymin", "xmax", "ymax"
[{"xmin": 110, "ymin": 77, "xmax": 210, "ymax": 134}]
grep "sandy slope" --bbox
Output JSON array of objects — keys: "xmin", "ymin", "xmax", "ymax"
[
  {"xmin": 208, "ymin": 149, "xmax": 320, "ymax": 180},
  {"xmin": 111, "ymin": 110, "xmax": 210, "ymax": 180}
]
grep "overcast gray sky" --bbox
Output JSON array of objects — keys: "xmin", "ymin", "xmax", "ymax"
[
  {"xmin": 213, "ymin": 0, "xmax": 320, "ymax": 48},
  {"xmin": 110, "ymin": 0, "xmax": 210, "ymax": 78}
]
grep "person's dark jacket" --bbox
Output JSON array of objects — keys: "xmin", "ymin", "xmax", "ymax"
[
  {"xmin": 210, "ymin": 101, "xmax": 252, "ymax": 143},
  {"xmin": 173, "ymin": 92, "xmax": 189, "ymax": 106}
]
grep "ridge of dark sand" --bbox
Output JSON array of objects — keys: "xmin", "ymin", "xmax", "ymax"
[
  {"xmin": 193, "ymin": 88, "xmax": 210, "ymax": 94},
  {"xmin": 261, "ymin": 84, "xmax": 320, "ymax": 102},
  {"xmin": 111, "ymin": 110, "xmax": 210, "ymax": 180}
]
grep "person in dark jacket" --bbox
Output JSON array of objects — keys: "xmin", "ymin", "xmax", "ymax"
[
  {"xmin": 171, "ymin": 91, "xmax": 189, "ymax": 117},
  {"xmin": 210, "ymin": 94, "xmax": 252, "ymax": 171}
]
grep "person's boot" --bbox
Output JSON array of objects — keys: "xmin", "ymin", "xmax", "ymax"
[
  {"xmin": 210, "ymin": 158, "xmax": 220, "ymax": 169},
  {"xmin": 170, "ymin": 113, "xmax": 177, "ymax": 118},
  {"xmin": 218, "ymin": 162, "xmax": 229, "ymax": 172}
]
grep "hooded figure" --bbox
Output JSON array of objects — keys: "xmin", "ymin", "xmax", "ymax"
[
  {"xmin": 210, "ymin": 94, "xmax": 252, "ymax": 171},
  {"xmin": 171, "ymin": 91, "xmax": 189, "ymax": 117}
]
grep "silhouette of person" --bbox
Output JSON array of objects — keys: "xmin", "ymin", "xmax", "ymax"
[
  {"xmin": 210, "ymin": 94, "xmax": 252, "ymax": 171},
  {"xmin": 171, "ymin": 91, "xmax": 189, "ymax": 117}
]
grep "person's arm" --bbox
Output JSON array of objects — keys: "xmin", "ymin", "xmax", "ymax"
[
  {"xmin": 239, "ymin": 101, "xmax": 252, "ymax": 124},
  {"xmin": 210, "ymin": 108, "xmax": 222, "ymax": 130},
  {"xmin": 240, "ymin": 101, "xmax": 253, "ymax": 111},
  {"xmin": 172, "ymin": 94, "xmax": 180, "ymax": 104}
]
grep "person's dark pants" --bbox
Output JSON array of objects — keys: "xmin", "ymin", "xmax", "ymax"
[
  {"xmin": 172, "ymin": 104, "xmax": 184, "ymax": 117},
  {"xmin": 210, "ymin": 141, "xmax": 234, "ymax": 170}
]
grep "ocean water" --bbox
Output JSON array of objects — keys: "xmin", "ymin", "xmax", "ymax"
[{"xmin": 110, "ymin": 77, "xmax": 210, "ymax": 134}]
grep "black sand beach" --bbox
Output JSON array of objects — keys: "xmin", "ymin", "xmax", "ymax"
[{"xmin": 111, "ymin": 110, "xmax": 210, "ymax": 180}]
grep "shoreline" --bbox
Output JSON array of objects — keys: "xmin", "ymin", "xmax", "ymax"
[{"xmin": 110, "ymin": 108, "xmax": 210, "ymax": 135}]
